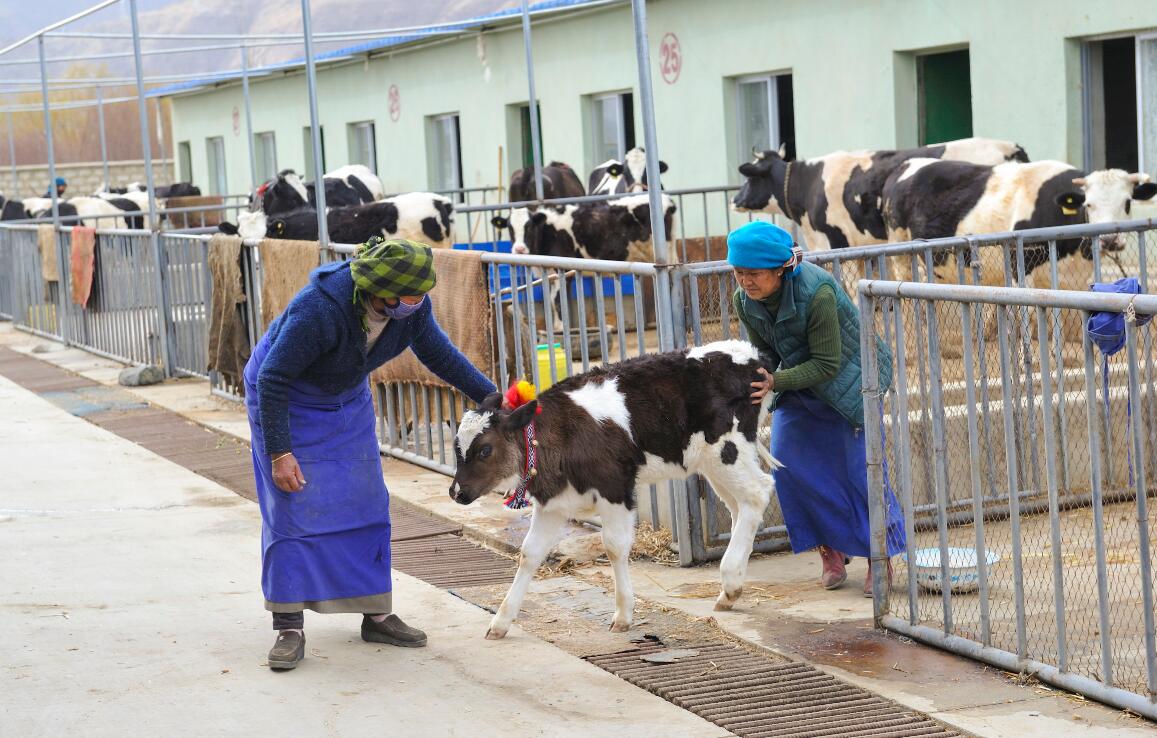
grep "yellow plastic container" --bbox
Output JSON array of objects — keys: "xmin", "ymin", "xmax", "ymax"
[{"xmin": 535, "ymin": 343, "xmax": 568, "ymax": 390}]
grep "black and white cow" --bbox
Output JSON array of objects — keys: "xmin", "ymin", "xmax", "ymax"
[
  {"xmin": 494, "ymin": 193, "xmax": 676, "ymax": 262},
  {"xmin": 26, "ymin": 196, "xmax": 142, "ymax": 229},
  {"xmin": 449, "ymin": 339, "xmax": 779, "ymax": 638},
  {"xmin": 0, "ymin": 194, "xmax": 28, "ymax": 220},
  {"xmin": 588, "ymin": 147, "xmax": 669, "ymax": 195},
  {"xmin": 219, "ymin": 192, "xmax": 455, "ymax": 246},
  {"xmin": 881, "ymin": 159, "xmax": 1157, "ymax": 286},
  {"xmin": 507, "ymin": 160, "xmax": 586, "ymax": 203},
  {"xmin": 257, "ymin": 166, "xmax": 383, "ymax": 214},
  {"xmin": 731, "ymin": 138, "xmax": 1030, "ymax": 251}
]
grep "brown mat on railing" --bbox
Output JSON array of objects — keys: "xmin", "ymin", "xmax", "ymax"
[
  {"xmin": 69, "ymin": 227, "xmax": 97, "ymax": 307},
  {"xmin": 259, "ymin": 239, "xmax": 319, "ymax": 328},
  {"xmin": 206, "ymin": 234, "xmax": 250, "ymax": 387},
  {"xmin": 38, "ymin": 225, "xmax": 59, "ymax": 282},
  {"xmin": 371, "ymin": 248, "xmax": 494, "ymax": 388}
]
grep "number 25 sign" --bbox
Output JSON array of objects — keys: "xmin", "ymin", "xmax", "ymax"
[{"xmin": 659, "ymin": 32, "xmax": 681, "ymax": 84}]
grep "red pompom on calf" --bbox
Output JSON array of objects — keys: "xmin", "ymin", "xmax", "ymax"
[{"xmin": 450, "ymin": 340, "xmax": 781, "ymax": 640}]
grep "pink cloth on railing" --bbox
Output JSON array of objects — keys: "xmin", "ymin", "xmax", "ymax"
[{"xmin": 69, "ymin": 227, "xmax": 97, "ymax": 307}]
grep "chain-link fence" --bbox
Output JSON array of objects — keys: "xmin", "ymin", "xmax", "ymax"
[{"xmin": 860, "ymin": 280, "xmax": 1157, "ymax": 720}]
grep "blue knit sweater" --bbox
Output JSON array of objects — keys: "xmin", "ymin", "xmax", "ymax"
[{"xmin": 252, "ymin": 260, "xmax": 496, "ymax": 454}]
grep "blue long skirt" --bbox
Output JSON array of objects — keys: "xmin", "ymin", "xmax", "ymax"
[
  {"xmin": 244, "ymin": 340, "xmax": 391, "ymax": 611},
  {"xmin": 770, "ymin": 391, "xmax": 905, "ymax": 558}
]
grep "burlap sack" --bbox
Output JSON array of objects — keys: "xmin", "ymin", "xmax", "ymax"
[
  {"xmin": 69, "ymin": 227, "xmax": 97, "ymax": 307},
  {"xmin": 371, "ymin": 248, "xmax": 494, "ymax": 388},
  {"xmin": 259, "ymin": 239, "xmax": 319, "ymax": 329},
  {"xmin": 206, "ymin": 234, "xmax": 250, "ymax": 386},
  {"xmin": 38, "ymin": 225, "xmax": 59, "ymax": 282}
]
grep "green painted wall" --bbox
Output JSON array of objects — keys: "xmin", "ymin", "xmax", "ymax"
[{"xmin": 168, "ymin": 0, "xmax": 1157, "ymax": 200}]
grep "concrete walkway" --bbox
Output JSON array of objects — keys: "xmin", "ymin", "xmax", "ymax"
[
  {"xmin": 0, "ymin": 369, "xmax": 724, "ymax": 737},
  {"xmin": 2, "ymin": 322, "xmax": 1154, "ymax": 737}
]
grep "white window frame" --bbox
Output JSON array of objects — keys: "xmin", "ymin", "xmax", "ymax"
[
  {"xmin": 429, "ymin": 113, "xmax": 463, "ymax": 193},
  {"xmin": 206, "ymin": 136, "xmax": 226, "ymax": 196},
  {"xmin": 1137, "ymin": 31, "xmax": 1157, "ymax": 176},
  {"xmin": 735, "ymin": 73, "xmax": 782, "ymax": 166},
  {"xmin": 348, "ymin": 121, "xmax": 377, "ymax": 174},
  {"xmin": 589, "ymin": 91, "xmax": 632, "ymax": 166},
  {"xmin": 254, "ymin": 131, "xmax": 277, "ymax": 180}
]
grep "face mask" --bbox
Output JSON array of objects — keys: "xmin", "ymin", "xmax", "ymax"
[{"xmin": 382, "ymin": 295, "xmax": 426, "ymax": 319}]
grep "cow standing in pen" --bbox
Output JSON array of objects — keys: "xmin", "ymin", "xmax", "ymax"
[{"xmin": 449, "ymin": 340, "xmax": 778, "ymax": 639}]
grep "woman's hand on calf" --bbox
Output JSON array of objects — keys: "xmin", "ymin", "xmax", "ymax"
[{"xmin": 750, "ymin": 367, "xmax": 774, "ymax": 405}]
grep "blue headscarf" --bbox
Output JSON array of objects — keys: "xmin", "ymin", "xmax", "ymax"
[{"xmin": 726, "ymin": 221, "xmax": 802, "ymax": 277}]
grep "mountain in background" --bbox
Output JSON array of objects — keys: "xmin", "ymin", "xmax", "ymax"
[{"xmin": 1, "ymin": 0, "xmax": 521, "ymax": 167}]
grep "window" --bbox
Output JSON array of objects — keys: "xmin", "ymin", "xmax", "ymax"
[
  {"xmin": 518, "ymin": 103, "xmax": 543, "ymax": 170},
  {"xmin": 427, "ymin": 113, "xmax": 463, "ymax": 194},
  {"xmin": 177, "ymin": 141, "xmax": 192, "ymax": 183},
  {"xmin": 735, "ymin": 73, "xmax": 796, "ymax": 165},
  {"xmin": 206, "ymin": 136, "xmax": 226, "ymax": 196},
  {"xmin": 588, "ymin": 91, "xmax": 635, "ymax": 166},
  {"xmin": 1082, "ymin": 34, "xmax": 1157, "ymax": 173},
  {"xmin": 302, "ymin": 125, "xmax": 327, "ymax": 181},
  {"xmin": 254, "ymin": 131, "xmax": 277, "ymax": 181},
  {"xmin": 917, "ymin": 48, "xmax": 973, "ymax": 145},
  {"xmin": 348, "ymin": 121, "xmax": 377, "ymax": 173}
]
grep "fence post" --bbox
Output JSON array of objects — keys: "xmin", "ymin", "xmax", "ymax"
[
  {"xmin": 859, "ymin": 281, "xmax": 888, "ymax": 625},
  {"xmin": 96, "ymin": 86, "xmax": 109, "ymax": 189},
  {"xmin": 301, "ymin": 0, "xmax": 329, "ymax": 254},
  {"xmin": 519, "ymin": 0, "xmax": 544, "ymax": 203},
  {"xmin": 129, "ymin": 0, "xmax": 175, "ymax": 376}
]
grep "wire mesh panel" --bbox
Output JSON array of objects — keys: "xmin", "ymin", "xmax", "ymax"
[
  {"xmin": 162, "ymin": 234, "xmax": 212, "ymax": 378},
  {"xmin": 861, "ymin": 281, "xmax": 1157, "ymax": 719},
  {"xmin": 6, "ymin": 226, "xmax": 61, "ymax": 338}
]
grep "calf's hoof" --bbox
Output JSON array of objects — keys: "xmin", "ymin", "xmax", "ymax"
[
  {"xmin": 714, "ymin": 588, "xmax": 741, "ymax": 611},
  {"xmin": 485, "ymin": 627, "xmax": 507, "ymax": 640},
  {"xmin": 609, "ymin": 620, "xmax": 631, "ymax": 633}
]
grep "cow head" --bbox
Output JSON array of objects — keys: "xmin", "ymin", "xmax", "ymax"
[
  {"xmin": 733, "ymin": 146, "xmax": 790, "ymax": 215},
  {"xmin": 217, "ymin": 211, "xmax": 269, "ymax": 240},
  {"xmin": 1056, "ymin": 170, "xmax": 1157, "ymax": 250},
  {"xmin": 623, "ymin": 147, "xmax": 668, "ymax": 192},
  {"xmin": 449, "ymin": 393, "xmax": 538, "ymax": 505},
  {"xmin": 261, "ymin": 169, "xmax": 310, "ymax": 214}
]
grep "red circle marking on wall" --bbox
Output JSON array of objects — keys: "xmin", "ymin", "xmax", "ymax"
[
  {"xmin": 231, "ymin": 106, "xmax": 240, "ymax": 135},
  {"xmin": 388, "ymin": 85, "xmax": 401, "ymax": 122},
  {"xmin": 659, "ymin": 33, "xmax": 681, "ymax": 84}
]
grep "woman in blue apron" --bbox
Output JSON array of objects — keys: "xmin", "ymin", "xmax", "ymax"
[
  {"xmin": 728, "ymin": 221, "xmax": 904, "ymax": 597},
  {"xmin": 245, "ymin": 238, "xmax": 495, "ymax": 670}
]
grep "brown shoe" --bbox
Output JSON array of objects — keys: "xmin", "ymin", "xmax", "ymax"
[
  {"xmin": 864, "ymin": 559, "xmax": 895, "ymax": 598},
  {"xmin": 268, "ymin": 630, "xmax": 305, "ymax": 670},
  {"xmin": 818, "ymin": 546, "xmax": 848, "ymax": 590},
  {"xmin": 361, "ymin": 614, "xmax": 427, "ymax": 648}
]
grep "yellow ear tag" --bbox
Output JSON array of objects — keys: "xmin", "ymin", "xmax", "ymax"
[{"xmin": 1061, "ymin": 206, "xmax": 1078, "ymax": 216}]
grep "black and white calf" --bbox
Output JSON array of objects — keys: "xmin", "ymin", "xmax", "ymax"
[
  {"xmin": 495, "ymin": 193, "xmax": 676, "ymax": 262},
  {"xmin": 881, "ymin": 159, "xmax": 1157, "ymax": 286},
  {"xmin": 731, "ymin": 138, "xmax": 1029, "ymax": 251},
  {"xmin": 508, "ymin": 160, "xmax": 585, "ymax": 203},
  {"xmin": 450, "ymin": 340, "xmax": 779, "ymax": 639},
  {"xmin": 219, "ymin": 191, "xmax": 455, "ymax": 246},
  {"xmin": 588, "ymin": 147, "xmax": 668, "ymax": 195},
  {"xmin": 255, "ymin": 165, "xmax": 382, "ymax": 214}
]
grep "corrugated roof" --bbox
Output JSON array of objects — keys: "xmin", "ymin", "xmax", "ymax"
[{"xmin": 148, "ymin": 0, "xmax": 610, "ymax": 98}]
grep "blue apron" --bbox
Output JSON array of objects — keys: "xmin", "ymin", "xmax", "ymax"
[
  {"xmin": 771, "ymin": 391, "xmax": 905, "ymax": 558},
  {"xmin": 244, "ymin": 337, "xmax": 392, "ymax": 607}
]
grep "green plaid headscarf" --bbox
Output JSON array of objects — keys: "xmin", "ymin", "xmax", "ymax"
[{"xmin": 350, "ymin": 235, "xmax": 436, "ymax": 302}]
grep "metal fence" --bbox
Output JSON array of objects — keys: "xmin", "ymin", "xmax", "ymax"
[{"xmin": 859, "ymin": 280, "xmax": 1157, "ymax": 719}]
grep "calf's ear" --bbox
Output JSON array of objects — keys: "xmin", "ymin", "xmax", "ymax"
[
  {"xmin": 738, "ymin": 162, "xmax": 762, "ymax": 178},
  {"xmin": 490, "ymin": 215, "xmax": 509, "ymax": 229},
  {"xmin": 658, "ymin": 161, "xmax": 669, "ymax": 174},
  {"xmin": 503, "ymin": 400, "xmax": 538, "ymax": 430},
  {"xmin": 607, "ymin": 164, "xmax": 624, "ymax": 177},
  {"xmin": 1055, "ymin": 192, "xmax": 1084, "ymax": 215},
  {"xmin": 1133, "ymin": 182, "xmax": 1157, "ymax": 201},
  {"xmin": 218, "ymin": 222, "xmax": 239, "ymax": 235},
  {"xmin": 479, "ymin": 392, "xmax": 503, "ymax": 412}
]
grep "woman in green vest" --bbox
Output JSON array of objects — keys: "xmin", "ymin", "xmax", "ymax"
[{"xmin": 728, "ymin": 221, "xmax": 904, "ymax": 596}]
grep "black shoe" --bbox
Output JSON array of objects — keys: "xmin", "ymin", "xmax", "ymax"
[
  {"xmin": 268, "ymin": 630, "xmax": 305, "ymax": 670},
  {"xmin": 361, "ymin": 614, "xmax": 427, "ymax": 648}
]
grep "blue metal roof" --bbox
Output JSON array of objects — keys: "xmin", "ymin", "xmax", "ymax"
[{"xmin": 148, "ymin": 0, "xmax": 607, "ymax": 98}]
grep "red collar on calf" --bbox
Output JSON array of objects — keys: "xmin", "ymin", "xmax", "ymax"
[{"xmin": 503, "ymin": 420, "xmax": 537, "ymax": 510}]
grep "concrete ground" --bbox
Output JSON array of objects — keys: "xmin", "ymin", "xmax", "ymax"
[
  {"xmin": 0, "ymin": 368, "xmax": 725, "ymax": 738},
  {"xmin": 2, "ymin": 322, "xmax": 1154, "ymax": 737}
]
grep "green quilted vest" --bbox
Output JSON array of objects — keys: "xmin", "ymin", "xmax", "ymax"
[{"xmin": 739, "ymin": 261, "xmax": 893, "ymax": 427}]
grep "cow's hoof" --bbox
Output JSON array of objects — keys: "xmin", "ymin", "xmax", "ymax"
[
  {"xmin": 609, "ymin": 621, "xmax": 631, "ymax": 633},
  {"xmin": 714, "ymin": 589, "xmax": 740, "ymax": 611},
  {"xmin": 485, "ymin": 627, "xmax": 508, "ymax": 640}
]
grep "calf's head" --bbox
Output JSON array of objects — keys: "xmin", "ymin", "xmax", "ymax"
[
  {"xmin": 450, "ymin": 394, "xmax": 538, "ymax": 505},
  {"xmin": 217, "ymin": 210, "xmax": 269, "ymax": 240},
  {"xmin": 1057, "ymin": 170, "xmax": 1157, "ymax": 250}
]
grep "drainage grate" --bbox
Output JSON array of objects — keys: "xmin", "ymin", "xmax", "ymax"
[
  {"xmin": 586, "ymin": 640, "xmax": 965, "ymax": 738},
  {"xmin": 0, "ymin": 346, "xmax": 514, "ymax": 590}
]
